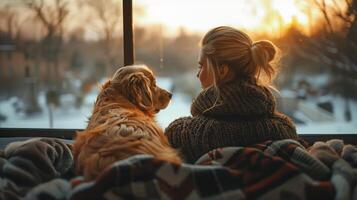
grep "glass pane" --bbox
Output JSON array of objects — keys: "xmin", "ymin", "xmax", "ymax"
[
  {"xmin": 134, "ymin": 0, "xmax": 357, "ymax": 134},
  {"xmin": 0, "ymin": 0, "xmax": 123, "ymax": 128}
]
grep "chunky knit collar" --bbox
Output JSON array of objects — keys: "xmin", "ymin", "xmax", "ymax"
[{"xmin": 191, "ymin": 79, "xmax": 276, "ymax": 119}]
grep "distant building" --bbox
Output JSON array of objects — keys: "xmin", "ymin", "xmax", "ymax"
[{"xmin": 0, "ymin": 32, "xmax": 25, "ymax": 80}]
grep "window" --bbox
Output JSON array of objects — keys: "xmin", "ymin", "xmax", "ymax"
[
  {"xmin": 133, "ymin": 0, "xmax": 357, "ymax": 134},
  {"xmin": 0, "ymin": 0, "xmax": 356, "ymax": 135},
  {"xmin": 0, "ymin": 0, "xmax": 123, "ymax": 129}
]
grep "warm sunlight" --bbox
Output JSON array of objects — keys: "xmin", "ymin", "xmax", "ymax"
[
  {"xmin": 135, "ymin": 0, "xmax": 316, "ymax": 36},
  {"xmin": 272, "ymin": 0, "xmax": 309, "ymax": 25},
  {"xmin": 1, "ymin": 0, "xmax": 357, "ymax": 141}
]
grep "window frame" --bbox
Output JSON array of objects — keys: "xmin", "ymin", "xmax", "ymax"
[{"xmin": 0, "ymin": 0, "xmax": 356, "ymax": 145}]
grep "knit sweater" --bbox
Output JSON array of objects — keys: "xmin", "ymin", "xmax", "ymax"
[{"xmin": 165, "ymin": 79, "xmax": 298, "ymax": 163}]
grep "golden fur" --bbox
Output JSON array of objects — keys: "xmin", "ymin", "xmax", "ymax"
[{"xmin": 73, "ymin": 65, "xmax": 181, "ymax": 180}]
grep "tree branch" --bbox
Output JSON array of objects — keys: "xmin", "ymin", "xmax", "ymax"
[{"xmin": 313, "ymin": 0, "xmax": 334, "ymax": 33}]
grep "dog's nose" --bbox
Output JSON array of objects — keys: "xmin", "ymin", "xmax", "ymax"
[{"xmin": 168, "ymin": 92, "xmax": 173, "ymax": 98}]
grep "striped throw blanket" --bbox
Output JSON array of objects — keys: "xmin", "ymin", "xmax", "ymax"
[{"xmin": 1, "ymin": 138, "xmax": 356, "ymax": 199}]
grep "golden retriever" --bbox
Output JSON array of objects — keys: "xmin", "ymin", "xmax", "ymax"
[{"xmin": 73, "ymin": 65, "xmax": 181, "ymax": 180}]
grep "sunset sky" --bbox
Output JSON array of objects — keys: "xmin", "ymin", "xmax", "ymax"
[
  {"xmin": 0, "ymin": 0, "xmax": 339, "ymax": 40},
  {"xmin": 135, "ymin": 0, "xmax": 321, "ymax": 37}
]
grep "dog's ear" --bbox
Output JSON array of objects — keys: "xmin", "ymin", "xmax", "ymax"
[
  {"xmin": 101, "ymin": 80, "xmax": 111, "ymax": 90},
  {"xmin": 126, "ymin": 72, "xmax": 153, "ymax": 111},
  {"xmin": 97, "ymin": 80, "xmax": 114, "ymax": 99}
]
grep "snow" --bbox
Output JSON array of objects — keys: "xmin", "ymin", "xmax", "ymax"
[
  {"xmin": 295, "ymin": 96, "xmax": 357, "ymax": 134},
  {"xmin": 0, "ymin": 93, "xmax": 92, "ymax": 129},
  {"xmin": 292, "ymin": 73, "xmax": 330, "ymax": 88},
  {"xmin": 156, "ymin": 92, "xmax": 191, "ymax": 128},
  {"xmin": 0, "ymin": 77, "xmax": 191, "ymax": 130},
  {"xmin": 0, "ymin": 77, "xmax": 356, "ymax": 134},
  {"xmin": 297, "ymin": 122, "xmax": 357, "ymax": 134}
]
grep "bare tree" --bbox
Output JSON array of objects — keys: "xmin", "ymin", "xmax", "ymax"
[
  {"xmin": 23, "ymin": 0, "xmax": 70, "ymax": 87},
  {"xmin": 331, "ymin": 0, "xmax": 356, "ymax": 25},
  {"xmin": 25, "ymin": 0, "xmax": 69, "ymax": 39},
  {"xmin": 312, "ymin": 0, "xmax": 356, "ymax": 40},
  {"xmin": 0, "ymin": 5, "xmax": 22, "ymax": 40},
  {"xmin": 81, "ymin": 0, "xmax": 122, "ymax": 76},
  {"xmin": 313, "ymin": 0, "xmax": 335, "ymax": 33},
  {"xmin": 310, "ymin": 0, "xmax": 357, "ymax": 121},
  {"xmin": 0, "ymin": 3, "xmax": 44, "ymax": 115},
  {"xmin": 0, "ymin": 5, "xmax": 22, "ymax": 98}
]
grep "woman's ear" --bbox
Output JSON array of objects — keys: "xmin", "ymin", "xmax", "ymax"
[{"xmin": 218, "ymin": 64, "xmax": 230, "ymax": 80}]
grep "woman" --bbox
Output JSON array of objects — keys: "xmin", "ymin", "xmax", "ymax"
[{"xmin": 165, "ymin": 26, "xmax": 298, "ymax": 163}]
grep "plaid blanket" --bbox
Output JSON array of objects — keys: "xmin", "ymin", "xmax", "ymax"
[{"xmin": 1, "ymin": 138, "xmax": 357, "ymax": 200}]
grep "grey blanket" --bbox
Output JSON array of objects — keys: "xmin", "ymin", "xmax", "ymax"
[{"xmin": 0, "ymin": 138, "xmax": 73, "ymax": 199}]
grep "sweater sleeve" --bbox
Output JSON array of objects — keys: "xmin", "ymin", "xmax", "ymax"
[
  {"xmin": 165, "ymin": 116, "xmax": 214, "ymax": 163},
  {"xmin": 164, "ymin": 117, "xmax": 193, "ymax": 149}
]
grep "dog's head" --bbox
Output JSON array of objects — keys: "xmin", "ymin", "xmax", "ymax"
[{"xmin": 101, "ymin": 65, "xmax": 172, "ymax": 113}]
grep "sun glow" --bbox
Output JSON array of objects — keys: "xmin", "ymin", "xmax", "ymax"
[
  {"xmin": 272, "ymin": 0, "xmax": 309, "ymax": 25},
  {"xmin": 135, "ymin": 0, "xmax": 316, "ymax": 37}
]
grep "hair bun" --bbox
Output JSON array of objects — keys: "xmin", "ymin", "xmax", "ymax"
[
  {"xmin": 250, "ymin": 40, "xmax": 278, "ymax": 83},
  {"xmin": 251, "ymin": 40, "xmax": 276, "ymax": 62}
]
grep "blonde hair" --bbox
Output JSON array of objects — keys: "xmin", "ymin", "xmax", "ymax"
[{"xmin": 200, "ymin": 26, "xmax": 280, "ymax": 86}]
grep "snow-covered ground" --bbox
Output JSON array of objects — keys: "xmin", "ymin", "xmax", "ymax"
[
  {"xmin": 295, "ymin": 96, "xmax": 357, "ymax": 134},
  {"xmin": 0, "ymin": 77, "xmax": 356, "ymax": 134},
  {"xmin": 0, "ymin": 77, "xmax": 192, "ymax": 130}
]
